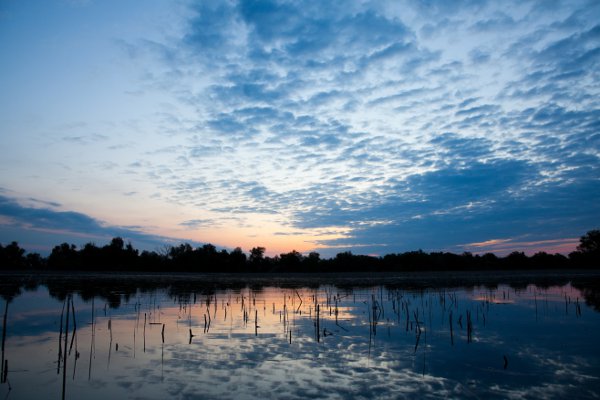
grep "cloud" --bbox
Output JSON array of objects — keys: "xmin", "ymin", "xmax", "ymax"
[
  {"xmin": 2, "ymin": 0, "xmax": 598, "ymax": 256},
  {"xmin": 179, "ymin": 219, "xmax": 218, "ymax": 230},
  {"xmin": 310, "ymin": 174, "xmax": 600, "ymax": 256},
  {"xmin": 93, "ymin": 0, "xmax": 600, "ymax": 255},
  {"xmin": 61, "ymin": 133, "xmax": 109, "ymax": 145},
  {"xmin": 462, "ymin": 237, "xmax": 580, "ymax": 255},
  {"xmin": 0, "ymin": 195, "xmax": 198, "ymax": 253}
]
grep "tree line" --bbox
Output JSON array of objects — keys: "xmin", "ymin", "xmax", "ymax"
[{"xmin": 1, "ymin": 230, "xmax": 599, "ymax": 273}]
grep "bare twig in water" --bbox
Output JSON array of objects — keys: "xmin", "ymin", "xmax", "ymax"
[
  {"xmin": 449, "ymin": 311, "xmax": 454, "ymax": 346},
  {"xmin": 466, "ymin": 310, "xmax": 473, "ymax": 343},
  {"xmin": 68, "ymin": 299, "xmax": 77, "ymax": 356},
  {"xmin": 88, "ymin": 298, "xmax": 95, "ymax": 381},
  {"xmin": 61, "ymin": 295, "xmax": 71, "ymax": 400},
  {"xmin": 255, "ymin": 309, "xmax": 259, "ymax": 336},
  {"xmin": 1, "ymin": 300, "xmax": 8, "ymax": 384},
  {"xmin": 57, "ymin": 299, "xmax": 66, "ymax": 375}
]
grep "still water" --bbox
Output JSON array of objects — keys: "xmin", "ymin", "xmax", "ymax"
[{"xmin": 1, "ymin": 272, "xmax": 599, "ymax": 399}]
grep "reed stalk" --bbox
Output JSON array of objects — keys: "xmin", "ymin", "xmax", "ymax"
[
  {"xmin": 57, "ymin": 299, "xmax": 66, "ymax": 374},
  {"xmin": 1, "ymin": 300, "xmax": 8, "ymax": 384},
  {"xmin": 62, "ymin": 295, "xmax": 71, "ymax": 400},
  {"xmin": 449, "ymin": 311, "xmax": 454, "ymax": 346}
]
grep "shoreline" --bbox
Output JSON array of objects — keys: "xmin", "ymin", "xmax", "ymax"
[{"xmin": 2, "ymin": 269, "xmax": 599, "ymax": 288}]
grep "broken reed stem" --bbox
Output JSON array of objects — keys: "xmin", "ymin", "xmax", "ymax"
[
  {"xmin": 413, "ymin": 308, "xmax": 422, "ymax": 353},
  {"xmin": 413, "ymin": 309, "xmax": 421, "ymax": 334},
  {"xmin": 88, "ymin": 297, "xmax": 95, "ymax": 381},
  {"xmin": 69, "ymin": 299, "xmax": 77, "ymax": 356},
  {"xmin": 61, "ymin": 295, "xmax": 71, "ymax": 400},
  {"xmin": 295, "ymin": 290, "xmax": 303, "ymax": 312},
  {"xmin": 371, "ymin": 296, "xmax": 378, "ymax": 336},
  {"xmin": 143, "ymin": 313, "xmax": 146, "ymax": 353},
  {"xmin": 534, "ymin": 291, "xmax": 538, "ymax": 321},
  {"xmin": 316, "ymin": 304, "xmax": 320, "ymax": 342},
  {"xmin": 69, "ymin": 297, "xmax": 80, "ymax": 381},
  {"xmin": 334, "ymin": 298, "xmax": 339, "ymax": 324},
  {"xmin": 57, "ymin": 299, "xmax": 66, "ymax": 374},
  {"xmin": 449, "ymin": 311, "xmax": 454, "ymax": 346},
  {"xmin": 466, "ymin": 310, "xmax": 473, "ymax": 343},
  {"xmin": 1, "ymin": 300, "xmax": 8, "ymax": 384}
]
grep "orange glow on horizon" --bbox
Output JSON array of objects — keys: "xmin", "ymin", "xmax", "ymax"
[
  {"xmin": 462, "ymin": 237, "xmax": 580, "ymax": 256},
  {"xmin": 152, "ymin": 218, "xmax": 352, "ymax": 256}
]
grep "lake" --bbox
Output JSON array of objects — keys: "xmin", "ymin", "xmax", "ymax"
[{"xmin": 1, "ymin": 271, "xmax": 599, "ymax": 399}]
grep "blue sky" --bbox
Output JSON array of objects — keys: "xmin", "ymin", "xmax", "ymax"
[{"xmin": 0, "ymin": 0, "xmax": 599, "ymax": 256}]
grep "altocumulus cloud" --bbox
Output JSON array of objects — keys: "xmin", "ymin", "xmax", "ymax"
[{"xmin": 132, "ymin": 0, "xmax": 598, "ymax": 255}]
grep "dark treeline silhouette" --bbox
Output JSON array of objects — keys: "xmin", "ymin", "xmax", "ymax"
[{"xmin": 1, "ymin": 230, "xmax": 599, "ymax": 273}]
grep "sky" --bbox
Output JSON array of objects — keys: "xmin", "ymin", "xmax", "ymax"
[{"xmin": 0, "ymin": 0, "xmax": 599, "ymax": 257}]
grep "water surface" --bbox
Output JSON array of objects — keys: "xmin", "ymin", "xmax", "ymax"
[{"xmin": 1, "ymin": 272, "xmax": 599, "ymax": 399}]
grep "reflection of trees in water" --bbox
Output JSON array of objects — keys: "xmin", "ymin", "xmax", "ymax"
[
  {"xmin": 0, "ymin": 285, "xmax": 21, "ymax": 303},
  {"xmin": 508, "ymin": 276, "xmax": 571, "ymax": 291},
  {"xmin": 0, "ymin": 275, "xmax": 31, "ymax": 302},
  {"xmin": 571, "ymin": 277, "xmax": 600, "ymax": 312},
  {"xmin": 0, "ymin": 272, "xmax": 599, "ymax": 313},
  {"xmin": 578, "ymin": 288, "xmax": 600, "ymax": 312},
  {"xmin": 46, "ymin": 279, "xmax": 129, "ymax": 309}
]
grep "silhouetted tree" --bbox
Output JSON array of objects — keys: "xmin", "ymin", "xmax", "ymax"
[
  {"xmin": 578, "ymin": 230, "xmax": 600, "ymax": 254},
  {"xmin": 229, "ymin": 247, "xmax": 247, "ymax": 272},
  {"xmin": 197, "ymin": 244, "xmax": 219, "ymax": 270},
  {"xmin": 0, "ymin": 242, "xmax": 26, "ymax": 269},
  {"xmin": 80, "ymin": 242, "xmax": 101, "ymax": 270},
  {"xmin": 168, "ymin": 243, "xmax": 195, "ymax": 271},
  {"xmin": 279, "ymin": 250, "xmax": 304, "ymax": 271},
  {"xmin": 101, "ymin": 237, "xmax": 139, "ymax": 270},
  {"xmin": 26, "ymin": 253, "xmax": 44, "ymax": 269},
  {"xmin": 570, "ymin": 229, "xmax": 600, "ymax": 268},
  {"xmin": 480, "ymin": 253, "xmax": 499, "ymax": 269},
  {"xmin": 139, "ymin": 250, "xmax": 166, "ymax": 271},
  {"xmin": 47, "ymin": 243, "xmax": 79, "ymax": 270},
  {"xmin": 249, "ymin": 247, "xmax": 265, "ymax": 265},
  {"xmin": 303, "ymin": 251, "xmax": 321, "ymax": 272},
  {"xmin": 530, "ymin": 251, "xmax": 568, "ymax": 269},
  {"xmin": 504, "ymin": 251, "xmax": 529, "ymax": 269}
]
